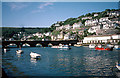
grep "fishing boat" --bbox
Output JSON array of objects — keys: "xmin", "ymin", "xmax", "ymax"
[
  {"xmin": 95, "ymin": 47, "xmax": 113, "ymax": 51},
  {"xmin": 116, "ymin": 63, "xmax": 120, "ymax": 70},
  {"xmin": 114, "ymin": 45, "xmax": 120, "ymax": 50},
  {"xmin": 89, "ymin": 44, "xmax": 96, "ymax": 48},
  {"xmin": 30, "ymin": 52, "xmax": 41, "ymax": 59}
]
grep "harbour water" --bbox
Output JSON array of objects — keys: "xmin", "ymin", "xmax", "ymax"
[{"xmin": 2, "ymin": 46, "xmax": 120, "ymax": 77}]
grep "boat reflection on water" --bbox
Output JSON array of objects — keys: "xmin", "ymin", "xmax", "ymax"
[
  {"xmin": 16, "ymin": 53, "xmax": 21, "ymax": 58},
  {"xmin": 30, "ymin": 58, "xmax": 40, "ymax": 65}
]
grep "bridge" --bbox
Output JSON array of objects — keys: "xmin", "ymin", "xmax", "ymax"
[{"xmin": 2, "ymin": 40, "xmax": 78, "ymax": 48}]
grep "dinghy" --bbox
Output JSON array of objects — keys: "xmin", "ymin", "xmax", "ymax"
[{"xmin": 30, "ymin": 52, "xmax": 41, "ymax": 59}]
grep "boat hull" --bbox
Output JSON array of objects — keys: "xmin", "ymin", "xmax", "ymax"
[
  {"xmin": 95, "ymin": 47, "xmax": 112, "ymax": 51},
  {"xmin": 16, "ymin": 50, "xmax": 23, "ymax": 54},
  {"xmin": 116, "ymin": 65, "xmax": 120, "ymax": 70},
  {"xmin": 30, "ymin": 52, "xmax": 41, "ymax": 59}
]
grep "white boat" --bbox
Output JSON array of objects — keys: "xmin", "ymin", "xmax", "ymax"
[
  {"xmin": 89, "ymin": 44, "xmax": 96, "ymax": 48},
  {"xmin": 30, "ymin": 52, "xmax": 41, "ymax": 59},
  {"xmin": 48, "ymin": 43, "xmax": 52, "ymax": 47},
  {"xmin": 16, "ymin": 50, "xmax": 23, "ymax": 54},
  {"xmin": 107, "ymin": 44, "xmax": 114, "ymax": 48},
  {"xmin": 23, "ymin": 43, "xmax": 30, "ymax": 47},
  {"xmin": 51, "ymin": 44, "xmax": 70, "ymax": 49},
  {"xmin": 97, "ymin": 44, "xmax": 102, "ymax": 48},
  {"xmin": 4, "ymin": 48, "xmax": 10, "ymax": 52},
  {"xmin": 114, "ymin": 45, "xmax": 120, "ymax": 50},
  {"xmin": 116, "ymin": 63, "xmax": 120, "ymax": 70},
  {"xmin": 74, "ymin": 42, "xmax": 82, "ymax": 47}
]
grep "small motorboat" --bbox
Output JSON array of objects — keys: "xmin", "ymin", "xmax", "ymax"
[
  {"xmin": 89, "ymin": 44, "xmax": 96, "ymax": 48},
  {"xmin": 3, "ymin": 48, "xmax": 10, "ymax": 52},
  {"xmin": 95, "ymin": 47, "xmax": 113, "ymax": 51},
  {"xmin": 74, "ymin": 42, "xmax": 82, "ymax": 47},
  {"xmin": 116, "ymin": 63, "xmax": 120, "ymax": 70},
  {"xmin": 97, "ymin": 44, "xmax": 102, "ymax": 48},
  {"xmin": 52, "ymin": 44, "xmax": 70, "ymax": 49},
  {"xmin": 48, "ymin": 43, "xmax": 52, "ymax": 47},
  {"xmin": 30, "ymin": 52, "xmax": 41, "ymax": 59},
  {"xmin": 114, "ymin": 45, "xmax": 120, "ymax": 50},
  {"xmin": 16, "ymin": 50, "xmax": 23, "ymax": 54},
  {"xmin": 16, "ymin": 45, "xmax": 23, "ymax": 54}
]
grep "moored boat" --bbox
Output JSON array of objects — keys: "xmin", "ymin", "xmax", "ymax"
[
  {"xmin": 89, "ymin": 44, "xmax": 96, "ymax": 48},
  {"xmin": 3, "ymin": 48, "xmax": 10, "ymax": 53},
  {"xmin": 16, "ymin": 50, "xmax": 23, "ymax": 54},
  {"xmin": 16, "ymin": 46, "xmax": 23, "ymax": 54},
  {"xmin": 97, "ymin": 44, "xmax": 102, "ymax": 48},
  {"xmin": 116, "ymin": 63, "xmax": 120, "ymax": 70},
  {"xmin": 95, "ymin": 47, "xmax": 113, "ymax": 51},
  {"xmin": 114, "ymin": 45, "xmax": 120, "ymax": 50},
  {"xmin": 51, "ymin": 44, "xmax": 70, "ymax": 49},
  {"xmin": 30, "ymin": 52, "xmax": 41, "ymax": 59},
  {"xmin": 74, "ymin": 42, "xmax": 82, "ymax": 47}
]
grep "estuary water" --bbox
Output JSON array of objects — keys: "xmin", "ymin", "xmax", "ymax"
[{"xmin": 2, "ymin": 46, "xmax": 120, "ymax": 77}]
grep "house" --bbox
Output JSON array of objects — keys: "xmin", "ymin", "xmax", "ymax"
[
  {"xmin": 70, "ymin": 34, "xmax": 76, "ymax": 40},
  {"xmin": 63, "ymin": 24, "xmax": 72, "ymax": 30},
  {"xmin": 57, "ymin": 31, "xmax": 64, "ymax": 40},
  {"xmin": 78, "ymin": 30, "xmax": 84, "ymax": 35},
  {"xmin": 88, "ymin": 26, "xmax": 100, "ymax": 33},
  {"xmin": 56, "ymin": 25, "xmax": 64, "ymax": 30},
  {"xmin": 94, "ymin": 14, "xmax": 98, "ymax": 17},
  {"xmin": 107, "ymin": 11, "xmax": 120, "ymax": 17},
  {"xmin": 33, "ymin": 32, "xmax": 43, "ymax": 38},
  {"xmin": 85, "ymin": 19, "xmax": 99, "ymax": 26},
  {"xmin": 51, "ymin": 35, "xmax": 57, "ymax": 41},
  {"xmin": 64, "ymin": 33, "xmax": 70, "ymax": 40},
  {"xmin": 99, "ymin": 17, "xmax": 109, "ymax": 22},
  {"xmin": 83, "ymin": 34, "xmax": 120, "ymax": 44},
  {"xmin": 82, "ymin": 17, "xmax": 92, "ymax": 20},
  {"xmin": 44, "ymin": 32, "xmax": 51, "ymax": 36},
  {"xmin": 100, "ymin": 21, "xmax": 116, "ymax": 29},
  {"xmin": 73, "ymin": 22, "xmax": 83, "ymax": 29}
]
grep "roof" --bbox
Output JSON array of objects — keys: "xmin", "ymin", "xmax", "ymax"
[{"xmin": 86, "ymin": 34, "xmax": 120, "ymax": 38}]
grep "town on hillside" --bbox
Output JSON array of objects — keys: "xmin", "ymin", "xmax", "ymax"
[{"xmin": 2, "ymin": 9, "xmax": 120, "ymax": 45}]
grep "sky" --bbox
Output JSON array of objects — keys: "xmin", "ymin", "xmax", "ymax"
[{"xmin": 2, "ymin": 2, "xmax": 119, "ymax": 27}]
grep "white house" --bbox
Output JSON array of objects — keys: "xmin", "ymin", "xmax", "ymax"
[
  {"xmin": 88, "ymin": 26, "xmax": 100, "ymax": 33},
  {"xmin": 57, "ymin": 34, "xmax": 63, "ymax": 40},
  {"xmin": 73, "ymin": 22, "xmax": 83, "ymax": 29},
  {"xmin": 94, "ymin": 14, "xmax": 98, "ymax": 17},
  {"xmin": 107, "ymin": 11, "xmax": 120, "ymax": 17},
  {"xmin": 82, "ymin": 17, "xmax": 92, "ymax": 20},
  {"xmin": 64, "ymin": 33, "xmax": 70, "ymax": 40},
  {"xmin": 63, "ymin": 24, "xmax": 72, "ymax": 30},
  {"xmin": 44, "ymin": 32, "xmax": 51, "ymax": 36},
  {"xmin": 99, "ymin": 17, "xmax": 109, "ymax": 22},
  {"xmin": 51, "ymin": 35, "xmax": 57, "ymax": 40},
  {"xmin": 33, "ymin": 32, "xmax": 43, "ymax": 38},
  {"xmin": 78, "ymin": 30, "xmax": 84, "ymax": 35},
  {"xmin": 83, "ymin": 34, "xmax": 120, "ymax": 44},
  {"xmin": 56, "ymin": 25, "xmax": 64, "ymax": 30},
  {"xmin": 85, "ymin": 19, "xmax": 99, "ymax": 26}
]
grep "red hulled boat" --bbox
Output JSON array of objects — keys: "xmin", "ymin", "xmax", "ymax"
[{"xmin": 95, "ymin": 47, "xmax": 113, "ymax": 51}]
